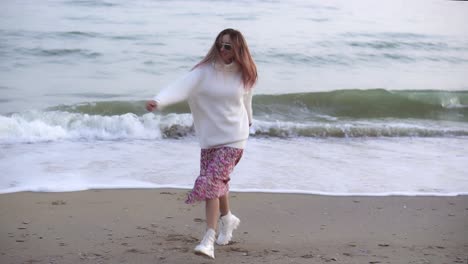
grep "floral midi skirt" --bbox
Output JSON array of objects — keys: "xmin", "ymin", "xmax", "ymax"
[{"xmin": 185, "ymin": 147, "xmax": 243, "ymax": 204}]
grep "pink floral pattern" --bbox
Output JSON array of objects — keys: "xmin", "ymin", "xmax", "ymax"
[{"xmin": 185, "ymin": 147, "xmax": 243, "ymax": 204}]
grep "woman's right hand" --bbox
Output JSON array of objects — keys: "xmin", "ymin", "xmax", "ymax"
[{"xmin": 146, "ymin": 100, "xmax": 158, "ymax": 112}]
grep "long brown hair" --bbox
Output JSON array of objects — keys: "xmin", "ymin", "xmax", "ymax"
[{"xmin": 193, "ymin": 28, "xmax": 258, "ymax": 89}]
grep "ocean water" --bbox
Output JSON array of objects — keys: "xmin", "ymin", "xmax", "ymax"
[{"xmin": 1, "ymin": 0, "xmax": 468, "ymax": 195}]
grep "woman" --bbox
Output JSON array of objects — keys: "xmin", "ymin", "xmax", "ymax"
[{"xmin": 146, "ymin": 28, "xmax": 257, "ymax": 259}]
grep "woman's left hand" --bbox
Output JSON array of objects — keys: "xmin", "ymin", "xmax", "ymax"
[{"xmin": 146, "ymin": 100, "xmax": 158, "ymax": 112}]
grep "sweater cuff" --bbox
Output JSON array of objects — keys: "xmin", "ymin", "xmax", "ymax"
[{"xmin": 152, "ymin": 96, "xmax": 164, "ymax": 110}]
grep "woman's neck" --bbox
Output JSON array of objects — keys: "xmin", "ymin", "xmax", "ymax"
[
  {"xmin": 222, "ymin": 58, "xmax": 234, "ymax": 64},
  {"xmin": 214, "ymin": 59, "xmax": 239, "ymax": 72}
]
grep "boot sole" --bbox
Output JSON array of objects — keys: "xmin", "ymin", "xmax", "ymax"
[{"xmin": 194, "ymin": 249, "xmax": 215, "ymax": 259}]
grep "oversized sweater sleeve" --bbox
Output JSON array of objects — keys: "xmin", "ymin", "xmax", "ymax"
[
  {"xmin": 153, "ymin": 67, "xmax": 203, "ymax": 110},
  {"xmin": 243, "ymin": 89, "xmax": 253, "ymax": 125}
]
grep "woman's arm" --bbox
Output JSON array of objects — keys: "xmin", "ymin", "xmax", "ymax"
[
  {"xmin": 243, "ymin": 89, "xmax": 253, "ymax": 126},
  {"xmin": 146, "ymin": 67, "xmax": 203, "ymax": 111}
]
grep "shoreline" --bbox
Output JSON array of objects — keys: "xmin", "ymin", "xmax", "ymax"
[
  {"xmin": 1, "ymin": 189, "xmax": 467, "ymax": 263},
  {"xmin": 3, "ymin": 187, "xmax": 468, "ymax": 197}
]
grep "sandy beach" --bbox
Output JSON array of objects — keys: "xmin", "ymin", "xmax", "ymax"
[{"xmin": 0, "ymin": 189, "xmax": 467, "ymax": 264}]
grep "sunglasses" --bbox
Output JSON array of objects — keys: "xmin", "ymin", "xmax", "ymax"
[{"xmin": 217, "ymin": 42, "xmax": 233, "ymax": 51}]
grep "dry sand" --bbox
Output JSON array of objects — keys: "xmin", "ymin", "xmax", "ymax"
[{"xmin": 0, "ymin": 189, "xmax": 467, "ymax": 264}]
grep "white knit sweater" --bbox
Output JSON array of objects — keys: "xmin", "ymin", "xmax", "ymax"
[{"xmin": 154, "ymin": 61, "xmax": 253, "ymax": 149}]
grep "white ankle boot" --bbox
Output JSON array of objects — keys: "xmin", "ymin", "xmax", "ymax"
[
  {"xmin": 216, "ymin": 212, "xmax": 240, "ymax": 245},
  {"xmin": 194, "ymin": 228, "xmax": 216, "ymax": 259}
]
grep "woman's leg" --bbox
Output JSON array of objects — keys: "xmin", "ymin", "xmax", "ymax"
[
  {"xmin": 206, "ymin": 198, "xmax": 220, "ymax": 230},
  {"xmin": 194, "ymin": 199, "xmax": 218, "ymax": 259},
  {"xmin": 219, "ymin": 193, "xmax": 230, "ymax": 216},
  {"xmin": 216, "ymin": 192, "xmax": 240, "ymax": 245}
]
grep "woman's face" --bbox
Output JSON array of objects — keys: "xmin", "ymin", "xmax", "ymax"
[{"xmin": 218, "ymin": 34, "xmax": 234, "ymax": 64}]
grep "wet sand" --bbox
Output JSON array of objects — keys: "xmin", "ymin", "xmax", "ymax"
[{"xmin": 1, "ymin": 189, "xmax": 467, "ymax": 264}]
